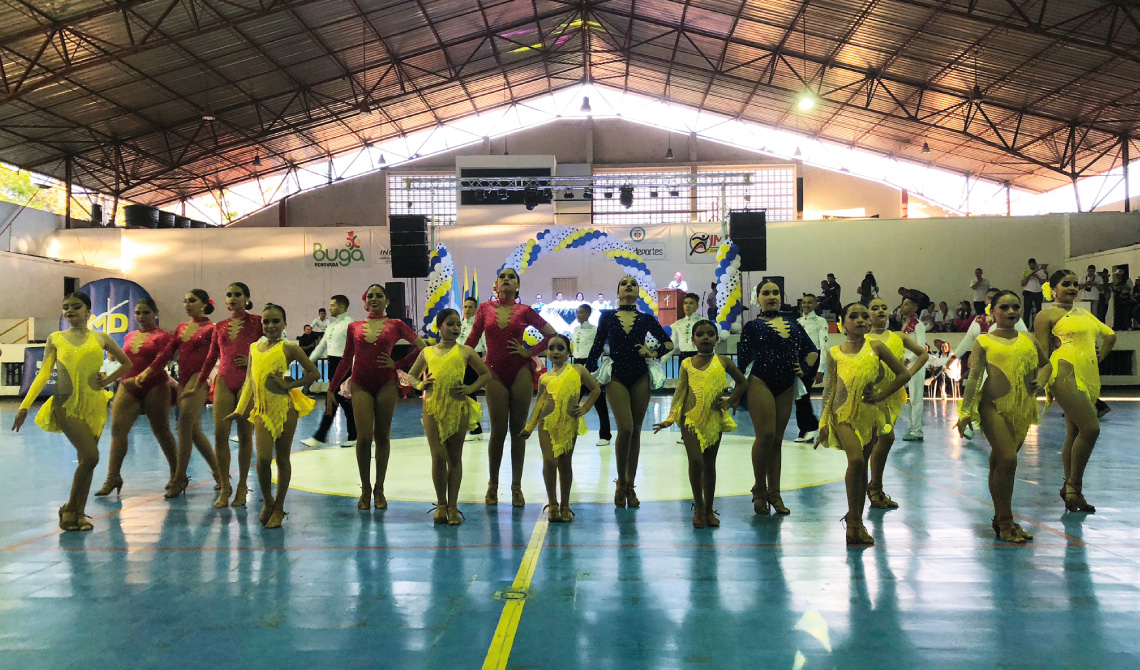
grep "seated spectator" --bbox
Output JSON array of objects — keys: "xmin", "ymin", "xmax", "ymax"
[
  {"xmin": 933, "ymin": 301, "xmax": 953, "ymax": 332},
  {"xmin": 297, "ymin": 324, "xmax": 320, "ymax": 357},
  {"xmin": 919, "ymin": 305, "xmax": 936, "ymax": 331},
  {"xmin": 953, "ymin": 301, "xmax": 973, "ymax": 331}
]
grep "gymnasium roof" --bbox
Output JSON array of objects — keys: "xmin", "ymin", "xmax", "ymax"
[{"xmin": 0, "ymin": 0, "xmax": 1137, "ymax": 206}]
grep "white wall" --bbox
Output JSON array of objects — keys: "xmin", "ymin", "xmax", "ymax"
[
  {"xmin": 0, "ymin": 201, "xmax": 63, "ymax": 255},
  {"xmin": 0, "ymin": 251, "xmax": 122, "ymax": 340}
]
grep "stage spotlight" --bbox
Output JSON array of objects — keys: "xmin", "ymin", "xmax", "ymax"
[
  {"xmin": 583, "ymin": 188, "xmax": 593, "ymax": 200},
  {"xmin": 649, "ymin": 190, "xmax": 659, "ymax": 198},
  {"xmin": 669, "ymin": 189, "xmax": 679, "ymax": 197},
  {"xmin": 564, "ymin": 189, "xmax": 575, "ymax": 199},
  {"xmin": 498, "ymin": 188, "xmax": 509, "ymax": 201},
  {"xmin": 619, "ymin": 185, "xmax": 634, "ymax": 209},
  {"xmin": 604, "ymin": 191, "xmax": 613, "ymax": 198},
  {"xmin": 524, "ymin": 182, "xmax": 539, "ymax": 210}
]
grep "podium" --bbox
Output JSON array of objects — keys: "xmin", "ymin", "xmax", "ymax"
[{"xmin": 657, "ymin": 288, "xmax": 685, "ymax": 327}]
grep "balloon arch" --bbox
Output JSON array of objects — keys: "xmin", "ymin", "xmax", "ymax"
[{"xmin": 419, "ymin": 227, "xmax": 744, "ymax": 339}]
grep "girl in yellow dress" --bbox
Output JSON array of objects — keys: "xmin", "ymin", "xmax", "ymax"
[
  {"xmin": 653, "ymin": 320, "xmax": 748, "ymax": 528},
  {"xmin": 226, "ymin": 304, "xmax": 320, "ymax": 529},
  {"xmin": 408, "ymin": 309, "xmax": 491, "ymax": 525},
  {"xmin": 957, "ymin": 291, "xmax": 1050, "ymax": 543},
  {"xmin": 12, "ymin": 292, "xmax": 132, "ymax": 532},
  {"xmin": 1034, "ymin": 269, "xmax": 1116, "ymax": 513},
  {"xmin": 815, "ymin": 303, "xmax": 911, "ymax": 546},
  {"xmin": 865, "ymin": 297, "xmax": 928, "ymax": 509},
  {"xmin": 519, "ymin": 334, "xmax": 601, "ymax": 523}
]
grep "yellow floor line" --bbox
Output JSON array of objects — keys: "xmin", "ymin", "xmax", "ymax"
[{"xmin": 482, "ymin": 513, "xmax": 550, "ymax": 670}]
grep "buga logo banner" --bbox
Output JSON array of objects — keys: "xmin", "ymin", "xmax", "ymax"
[
  {"xmin": 19, "ymin": 346, "xmax": 56, "ymax": 399},
  {"xmin": 61, "ymin": 278, "xmax": 154, "ymax": 348},
  {"xmin": 685, "ymin": 225, "xmax": 728, "ymax": 264},
  {"xmin": 309, "ymin": 229, "xmax": 368, "ymax": 268}
]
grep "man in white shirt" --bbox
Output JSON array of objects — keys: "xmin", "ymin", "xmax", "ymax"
[
  {"xmin": 970, "ymin": 268, "xmax": 991, "ymax": 316},
  {"xmin": 301, "ymin": 295, "xmax": 355, "ymax": 448},
  {"xmin": 571, "ymin": 303, "xmax": 612, "ymax": 446},
  {"xmin": 1020, "ymin": 258, "xmax": 1049, "ymax": 326},
  {"xmin": 459, "ymin": 297, "xmax": 486, "ymax": 439},
  {"xmin": 793, "ymin": 294, "xmax": 829, "ymax": 442},
  {"xmin": 1079, "ymin": 264, "xmax": 1104, "ymax": 314},
  {"xmin": 310, "ymin": 308, "xmax": 329, "ymax": 335},
  {"xmin": 660, "ymin": 293, "xmax": 702, "ymax": 365},
  {"xmin": 591, "ymin": 293, "xmax": 609, "ymax": 312},
  {"xmin": 900, "ymin": 290, "xmax": 929, "ymax": 441},
  {"xmin": 667, "ymin": 271, "xmax": 689, "ymax": 292}
]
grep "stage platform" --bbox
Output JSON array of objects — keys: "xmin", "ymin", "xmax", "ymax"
[{"xmin": 1, "ymin": 395, "xmax": 1139, "ymax": 669}]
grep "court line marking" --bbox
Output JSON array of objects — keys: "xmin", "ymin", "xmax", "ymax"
[
  {"xmin": 889, "ymin": 463, "xmax": 1087, "ymax": 546},
  {"xmin": 482, "ymin": 513, "xmax": 550, "ymax": 670},
  {"xmin": 0, "ymin": 479, "xmax": 215, "ymax": 552}
]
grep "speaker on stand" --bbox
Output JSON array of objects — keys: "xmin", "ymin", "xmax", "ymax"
[{"xmin": 389, "ymin": 215, "xmax": 430, "ymax": 279}]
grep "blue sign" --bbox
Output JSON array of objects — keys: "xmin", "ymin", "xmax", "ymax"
[
  {"xmin": 63, "ymin": 278, "xmax": 154, "ymax": 348},
  {"xmin": 19, "ymin": 346, "xmax": 55, "ymax": 399}
]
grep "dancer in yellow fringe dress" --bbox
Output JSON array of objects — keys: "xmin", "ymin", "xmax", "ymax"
[
  {"xmin": 12, "ymin": 292, "xmax": 131, "ymax": 532},
  {"xmin": 654, "ymin": 320, "xmax": 747, "ymax": 528},
  {"xmin": 865, "ymin": 297, "xmax": 928, "ymax": 510},
  {"xmin": 408, "ymin": 309, "xmax": 491, "ymax": 525},
  {"xmin": 1034, "ymin": 269, "xmax": 1115, "ymax": 514},
  {"xmin": 957, "ymin": 291, "xmax": 1050, "ymax": 543},
  {"xmin": 520, "ymin": 334, "xmax": 600, "ymax": 523},
  {"xmin": 815, "ymin": 303, "xmax": 910, "ymax": 547},
  {"xmin": 228, "ymin": 304, "xmax": 320, "ymax": 529}
]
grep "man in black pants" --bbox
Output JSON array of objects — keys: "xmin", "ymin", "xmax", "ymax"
[
  {"xmin": 793, "ymin": 294, "xmax": 829, "ymax": 442},
  {"xmin": 301, "ymin": 294, "xmax": 356, "ymax": 448}
]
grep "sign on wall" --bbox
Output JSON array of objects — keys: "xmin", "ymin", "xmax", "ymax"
[
  {"xmin": 685, "ymin": 225, "xmax": 729, "ymax": 264},
  {"xmin": 63, "ymin": 278, "xmax": 153, "ymax": 348},
  {"xmin": 603, "ymin": 225, "xmax": 669, "ymax": 260},
  {"xmin": 306, "ymin": 229, "xmax": 371, "ymax": 268},
  {"xmin": 19, "ymin": 346, "xmax": 54, "ymax": 399}
]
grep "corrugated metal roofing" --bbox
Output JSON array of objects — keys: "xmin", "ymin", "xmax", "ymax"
[{"xmin": 0, "ymin": 0, "xmax": 1136, "ymax": 205}]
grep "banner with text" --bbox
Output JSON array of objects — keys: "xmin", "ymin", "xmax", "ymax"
[
  {"xmin": 63, "ymin": 278, "xmax": 153, "ymax": 348},
  {"xmin": 685, "ymin": 225, "xmax": 729, "ymax": 264},
  {"xmin": 306, "ymin": 229, "xmax": 373, "ymax": 269},
  {"xmin": 19, "ymin": 346, "xmax": 55, "ymax": 399},
  {"xmin": 602, "ymin": 225, "xmax": 670, "ymax": 261}
]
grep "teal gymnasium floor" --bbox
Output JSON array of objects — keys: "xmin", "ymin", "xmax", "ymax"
[{"xmin": 2, "ymin": 395, "xmax": 1139, "ymax": 669}]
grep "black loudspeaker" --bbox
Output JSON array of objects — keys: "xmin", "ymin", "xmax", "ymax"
[
  {"xmin": 384, "ymin": 281, "xmax": 407, "ymax": 320},
  {"xmin": 729, "ymin": 210, "xmax": 767, "ymax": 272},
  {"xmin": 389, "ymin": 215, "xmax": 430, "ymax": 278}
]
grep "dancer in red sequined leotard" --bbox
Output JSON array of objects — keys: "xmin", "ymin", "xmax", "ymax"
[
  {"xmin": 330, "ymin": 284, "xmax": 428, "ymax": 511},
  {"xmin": 136, "ymin": 289, "xmax": 221, "ymax": 499},
  {"xmin": 464, "ymin": 267, "xmax": 556, "ymax": 507},
  {"xmin": 96, "ymin": 299, "xmax": 179, "ymax": 497},
  {"xmin": 186, "ymin": 282, "xmax": 262, "ymax": 509}
]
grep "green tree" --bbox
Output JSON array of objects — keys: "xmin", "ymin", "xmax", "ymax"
[{"xmin": 0, "ymin": 164, "xmax": 41, "ymax": 203}]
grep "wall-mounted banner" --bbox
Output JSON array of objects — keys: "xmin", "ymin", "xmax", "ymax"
[
  {"xmin": 19, "ymin": 346, "xmax": 54, "ymax": 399},
  {"xmin": 372, "ymin": 231, "xmax": 392, "ymax": 267},
  {"xmin": 685, "ymin": 225, "xmax": 729, "ymax": 264},
  {"xmin": 306, "ymin": 229, "xmax": 371, "ymax": 268},
  {"xmin": 63, "ymin": 278, "xmax": 154, "ymax": 347},
  {"xmin": 603, "ymin": 225, "xmax": 670, "ymax": 260}
]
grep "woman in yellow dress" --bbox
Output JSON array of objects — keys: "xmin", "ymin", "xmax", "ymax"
[
  {"xmin": 653, "ymin": 320, "xmax": 748, "ymax": 528},
  {"xmin": 1034, "ymin": 269, "xmax": 1116, "ymax": 513},
  {"xmin": 815, "ymin": 303, "xmax": 911, "ymax": 546},
  {"xmin": 865, "ymin": 297, "xmax": 928, "ymax": 509},
  {"xmin": 957, "ymin": 291, "xmax": 1050, "ymax": 543},
  {"xmin": 12, "ymin": 292, "xmax": 132, "ymax": 532},
  {"xmin": 226, "ymin": 304, "xmax": 320, "ymax": 529},
  {"xmin": 408, "ymin": 309, "xmax": 491, "ymax": 525},
  {"xmin": 520, "ymin": 334, "xmax": 601, "ymax": 523}
]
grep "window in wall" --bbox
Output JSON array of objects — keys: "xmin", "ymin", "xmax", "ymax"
[
  {"xmin": 695, "ymin": 166, "xmax": 795, "ymax": 224},
  {"xmin": 591, "ymin": 168, "xmax": 692, "ymax": 226},
  {"xmin": 388, "ymin": 174, "xmax": 457, "ymax": 226}
]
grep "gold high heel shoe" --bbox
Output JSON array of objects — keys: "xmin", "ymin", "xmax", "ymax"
[
  {"xmin": 842, "ymin": 514, "xmax": 874, "ymax": 546},
  {"xmin": 357, "ymin": 488, "xmax": 371, "ymax": 510},
  {"xmin": 164, "ymin": 477, "xmax": 189, "ymax": 499},
  {"xmin": 767, "ymin": 490, "xmax": 791, "ymax": 515},
  {"xmin": 373, "ymin": 487, "xmax": 387, "ymax": 510},
  {"xmin": 432, "ymin": 504, "xmax": 448, "ymax": 525},
  {"xmin": 511, "ymin": 485, "xmax": 525, "ymax": 508},
  {"xmin": 94, "ymin": 474, "xmax": 123, "ymax": 497},
  {"xmin": 485, "ymin": 482, "xmax": 498, "ymax": 505},
  {"xmin": 231, "ymin": 483, "xmax": 248, "ymax": 507},
  {"xmin": 613, "ymin": 480, "xmax": 626, "ymax": 508},
  {"xmin": 625, "ymin": 484, "xmax": 640, "ymax": 508},
  {"xmin": 265, "ymin": 508, "xmax": 286, "ymax": 529},
  {"xmin": 214, "ymin": 479, "xmax": 232, "ymax": 509}
]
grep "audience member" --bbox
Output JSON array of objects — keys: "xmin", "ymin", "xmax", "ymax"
[
  {"xmin": 310, "ymin": 307, "xmax": 329, "ymax": 335},
  {"xmin": 297, "ymin": 325, "xmax": 320, "ymax": 357},
  {"xmin": 970, "ymin": 268, "xmax": 991, "ymax": 316},
  {"xmin": 1020, "ymin": 257, "xmax": 1048, "ymax": 326}
]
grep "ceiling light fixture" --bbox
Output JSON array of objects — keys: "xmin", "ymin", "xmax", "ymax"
[
  {"xmin": 793, "ymin": 146, "xmax": 802, "ymax": 158},
  {"xmin": 922, "ymin": 142, "xmax": 931, "ymax": 154},
  {"xmin": 378, "ymin": 154, "xmax": 386, "ymax": 165},
  {"xmin": 252, "ymin": 155, "xmax": 262, "ymax": 167},
  {"xmin": 665, "ymin": 147, "xmax": 674, "ymax": 160},
  {"xmin": 202, "ymin": 104, "xmax": 215, "ymax": 122},
  {"xmin": 619, "ymin": 184, "xmax": 634, "ymax": 209},
  {"xmin": 796, "ymin": 93, "xmax": 815, "ymax": 111},
  {"xmin": 580, "ymin": 96, "xmax": 592, "ymax": 113}
]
